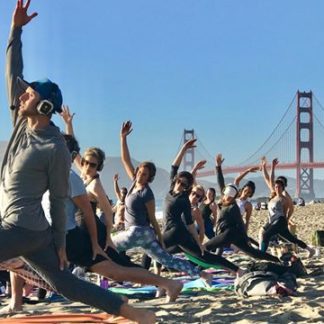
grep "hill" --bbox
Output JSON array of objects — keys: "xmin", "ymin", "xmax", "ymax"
[{"xmin": 0, "ymin": 140, "xmax": 323, "ymax": 201}]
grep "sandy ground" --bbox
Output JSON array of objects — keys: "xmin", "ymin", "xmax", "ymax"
[{"xmin": 0, "ymin": 203, "xmax": 323, "ymax": 323}]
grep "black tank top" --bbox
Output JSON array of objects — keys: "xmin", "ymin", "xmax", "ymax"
[{"xmin": 200, "ymin": 202, "xmax": 212, "ymax": 221}]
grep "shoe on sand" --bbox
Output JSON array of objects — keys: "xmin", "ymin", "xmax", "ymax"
[{"xmin": 307, "ymin": 247, "xmax": 315, "ymax": 258}]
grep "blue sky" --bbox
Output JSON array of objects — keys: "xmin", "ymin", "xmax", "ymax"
[{"xmin": 0, "ymin": 0, "xmax": 324, "ymax": 177}]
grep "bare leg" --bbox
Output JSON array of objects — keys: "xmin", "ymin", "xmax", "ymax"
[
  {"xmin": 90, "ymin": 260, "xmax": 183, "ymax": 302},
  {"xmin": 0, "ymin": 272, "xmax": 24, "ymax": 315}
]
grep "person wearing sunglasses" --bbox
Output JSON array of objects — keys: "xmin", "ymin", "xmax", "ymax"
[
  {"xmin": 111, "ymin": 121, "xmax": 216, "ymax": 283},
  {"xmin": 189, "ymin": 184, "xmax": 206, "ymax": 244},
  {"xmin": 0, "ymin": 2, "xmax": 155, "ymax": 322},
  {"xmin": 3, "ymin": 135, "xmax": 185, "ymax": 316},
  {"xmin": 142, "ymin": 140, "xmax": 245, "ymax": 278},
  {"xmin": 203, "ymin": 154, "xmax": 280, "ymax": 263}
]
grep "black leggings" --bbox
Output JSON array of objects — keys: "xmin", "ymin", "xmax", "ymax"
[
  {"xmin": 261, "ymin": 217, "xmax": 307, "ymax": 252},
  {"xmin": 143, "ymin": 225, "xmax": 239, "ymax": 272},
  {"xmin": 205, "ymin": 228, "xmax": 280, "ymax": 263}
]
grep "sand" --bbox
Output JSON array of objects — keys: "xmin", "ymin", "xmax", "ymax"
[{"xmin": 0, "ymin": 203, "xmax": 323, "ymax": 323}]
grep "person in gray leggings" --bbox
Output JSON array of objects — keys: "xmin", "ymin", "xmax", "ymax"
[{"xmin": 0, "ymin": 1, "xmax": 154, "ymax": 322}]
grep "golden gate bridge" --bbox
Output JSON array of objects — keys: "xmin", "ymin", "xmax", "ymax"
[{"xmin": 182, "ymin": 91, "xmax": 324, "ymax": 199}]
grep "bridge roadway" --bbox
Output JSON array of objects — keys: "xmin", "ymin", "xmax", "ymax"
[{"xmin": 197, "ymin": 162, "xmax": 324, "ymax": 177}]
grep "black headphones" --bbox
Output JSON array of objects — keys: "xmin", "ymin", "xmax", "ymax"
[
  {"xmin": 36, "ymin": 100, "xmax": 54, "ymax": 116},
  {"xmin": 97, "ymin": 160, "xmax": 104, "ymax": 172}
]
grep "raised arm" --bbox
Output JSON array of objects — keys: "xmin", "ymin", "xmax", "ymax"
[
  {"xmin": 270, "ymin": 158, "xmax": 279, "ymax": 188},
  {"xmin": 234, "ymin": 166, "xmax": 259, "ymax": 186},
  {"xmin": 191, "ymin": 160, "xmax": 207, "ymax": 183},
  {"xmin": 113, "ymin": 174, "xmax": 122, "ymax": 201},
  {"xmin": 261, "ymin": 156, "xmax": 272, "ymax": 191},
  {"xmin": 270, "ymin": 158, "xmax": 279, "ymax": 190},
  {"xmin": 172, "ymin": 139, "xmax": 196, "ymax": 167},
  {"xmin": 215, "ymin": 154, "xmax": 225, "ymax": 194},
  {"xmin": 60, "ymin": 106, "xmax": 82, "ymax": 169},
  {"xmin": 6, "ymin": 0, "xmax": 38, "ymax": 126},
  {"xmin": 120, "ymin": 121, "xmax": 136, "ymax": 180},
  {"xmin": 60, "ymin": 105, "xmax": 75, "ymax": 136}
]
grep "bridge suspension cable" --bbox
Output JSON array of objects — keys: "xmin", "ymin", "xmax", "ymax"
[{"xmin": 238, "ymin": 93, "xmax": 297, "ymax": 166}]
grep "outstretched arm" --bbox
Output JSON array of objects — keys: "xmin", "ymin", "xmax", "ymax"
[
  {"xmin": 6, "ymin": 0, "xmax": 38, "ymax": 126},
  {"xmin": 172, "ymin": 139, "xmax": 197, "ymax": 167},
  {"xmin": 91, "ymin": 180, "xmax": 116, "ymax": 251},
  {"xmin": 120, "ymin": 121, "xmax": 136, "ymax": 180},
  {"xmin": 234, "ymin": 166, "xmax": 259, "ymax": 186},
  {"xmin": 215, "ymin": 154, "xmax": 225, "ymax": 194},
  {"xmin": 73, "ymin": 194, "xmax": 108, "ymax": 261}
]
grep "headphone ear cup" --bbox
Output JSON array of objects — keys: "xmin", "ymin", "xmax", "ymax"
[
  {"xmin": 36, "ymin": 100, "xmax": 54, "ymax": 115},
  {"xmin": 97, "ymin": 162, "xmax": 103, "ymax": 172}
]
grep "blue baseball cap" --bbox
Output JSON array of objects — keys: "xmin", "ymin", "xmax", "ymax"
[{"xmin": 17, "ymin": 77, "xmax": 63, "ymax": 113}]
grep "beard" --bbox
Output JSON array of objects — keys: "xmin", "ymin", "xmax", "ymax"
[{"xmin": 18, "ymin": 106, "xmax": 38, "ymax": 117}]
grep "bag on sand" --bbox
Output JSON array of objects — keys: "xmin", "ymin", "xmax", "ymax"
[
  {"xmin": 234, "ymin": 271, "xmax": 297, "ymax": 297},
  {"xmin": 311, "ymin": 230, "xmax": 324, "ymax": 247}
]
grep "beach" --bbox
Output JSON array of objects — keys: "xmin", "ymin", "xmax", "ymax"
[{"xmin": 1, "ymin": 203, "xmax": 323, "ymax": 323}]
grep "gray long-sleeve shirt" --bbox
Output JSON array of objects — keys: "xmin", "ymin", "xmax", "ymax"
[{"xmin": 0, "ymin": 26, "xmax": 71, "ymax": 249}]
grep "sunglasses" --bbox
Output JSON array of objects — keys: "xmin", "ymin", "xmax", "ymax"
[
  {"xmin": 191, "ymin": 191, "xmax": 203, "ymax": 201},
  {"xmin": 81, "ymin": 158, "xmax": 98, "ymax": 169}
]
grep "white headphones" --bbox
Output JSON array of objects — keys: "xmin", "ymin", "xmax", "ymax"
[{"xmin": 36, "ymin": 100, "xmax": 54, "ymax": 116}]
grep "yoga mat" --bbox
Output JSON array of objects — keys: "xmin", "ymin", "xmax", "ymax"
[
  {"xmin": 184, "ymin": 252, "xmax": 223, "ymax": 269},
  {"xmin": 0, "ymin": 313, "xmax": 130, "ymax": 323}
]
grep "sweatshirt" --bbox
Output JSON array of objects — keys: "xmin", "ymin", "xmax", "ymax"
[{"xmin": 0, "ymin": 25, "xmax": 70, "ymax": 249}]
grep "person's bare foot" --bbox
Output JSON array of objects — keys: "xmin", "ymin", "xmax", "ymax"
[
  {"xmin": 165, "ymin": 280, "xmax": 183, "ymax": 302},
  {"xmin": 120, "ymin": 304, "xmax": 156, "ymax": 324},
  {"xmin": 200, "ymin": 271, "xmax": 213, "ymax": 287},
  {"xmin": 236, "ymin": 268, "xmax": 246, "ymax": 278},
  {"xmin": 155, "ymin": 287, "xmax": 166, "ymax": 298},
  {"xmin": 0, "ymin": 304, "xmax": 23, "ymax": 316},
  {"xmin": 136, "ymin": 309, "xmax": 156, "ymax": 324},
  {"xmin": 121, "ymin": 295, "xmax": 129, "ymax": 303}
]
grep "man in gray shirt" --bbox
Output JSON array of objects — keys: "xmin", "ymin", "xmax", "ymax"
[{"xmin": 0, "ymin": 1, "xmax": 155, "ymax": 322}]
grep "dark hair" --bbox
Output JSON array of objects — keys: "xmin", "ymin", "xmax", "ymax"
[
  {"xmin": 121, "ymin": 187, "xmax": 128, "ymax": 195},
  {"xmin": 207, "ymin": 187, "xmax": 216, "ymax": 200},
  {"xmin": 176, "ymin": 171, "xmax": 194, "ymax": 191},
  {"xmin": 136, "ymin": 161, "xmax": 156, "ymax": 183},
  {"xmin": 275, "ymin": 179, "xmax": 286, "ymax": 189},
  {"xmin": 84, "ymin": 147, "xmax": 106, "ymax": 171},
  {"xmin": 242, "ymin": 181, "xmax": 256, "ymax": 197},
  {"xmin": 276, "ymin": 176, "xmax": 287, "ymax": 187},
  {"xmin": 63, "ymin": 134, "xmax": 80, "ymax": 161}
]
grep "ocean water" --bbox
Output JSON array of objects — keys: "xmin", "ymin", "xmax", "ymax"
[{"xmin": 155, "ymin": 198, "xmax": 163, "ymax": 220}]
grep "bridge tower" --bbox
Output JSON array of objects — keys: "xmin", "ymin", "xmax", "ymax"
[
  {"xmin": 183, "ymin": 129, "xmax": 195, "ymax": 171},
  {"xmin": 296, "ymin": 91, "xmax": 315, "ymax": 199}
]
